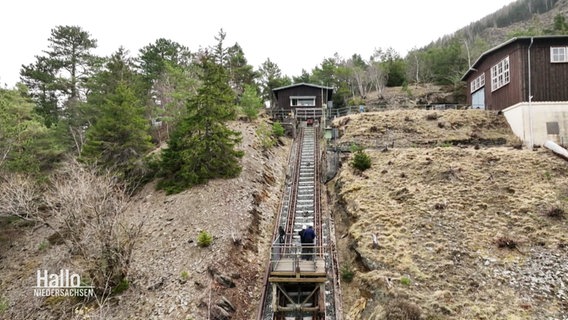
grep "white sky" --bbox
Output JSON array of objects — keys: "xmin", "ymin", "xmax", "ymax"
[{"xmin": 0, "ymin": 0, "xmax": 517, "ymax": 88}]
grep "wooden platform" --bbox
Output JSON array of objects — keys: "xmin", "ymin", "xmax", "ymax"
[{"xmin": 270, "ymin": 257, "xmax": 326, "ymax": 277}]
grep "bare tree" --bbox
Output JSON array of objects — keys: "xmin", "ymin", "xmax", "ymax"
[
  {"xmin": 345, "ymin": 55, "xmax": 371, "ymax": 99},
  {"xmin": 367, "ymin": 61, "xmax": 386, "ymax": 95},
  {"xmin": 0, "ymin": 173, "xmax": 42, "ymax": 220},
  {"xmin": 43, "ymin": 160, "xmax": 143, "ymax": 297}
]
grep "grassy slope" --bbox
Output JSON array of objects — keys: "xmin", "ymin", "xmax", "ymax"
[{"xmin": 331, "ymin": 110, "xmax": 568, "ymax": 319}]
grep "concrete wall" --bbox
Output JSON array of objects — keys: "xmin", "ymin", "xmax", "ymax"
[{"xmin": 503, "ymin": 101, "xmax": 568, "ymax": 147}]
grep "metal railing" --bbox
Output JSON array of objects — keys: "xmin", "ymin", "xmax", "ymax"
[{"xmin": 269, "ymin": 243, "xmax": 326, "ymax": 272}]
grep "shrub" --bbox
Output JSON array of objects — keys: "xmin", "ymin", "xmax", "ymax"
[
  {"xmin": 384, "ymin": 299, "xmax": 421, "ymax": 320},
  {"xmin": 240, "ymin": 84, "xmax": 263, "ymax": 121},
  {"xmin": 38, "ymin": 240, "xmax": 49, "ymax": 251},
  {"xmin": 272, "ymin": 122, "xmax": 285, "ymax": 138},
  {"xmin": 111, "ymin": 278, "xmax": 129, "ymax": 295},
  {"xmin": 544, "ymin": 171, "xmax": 552, "ymax": 181},
  {"xmin": 256, "ymin": 123, "xmax": 276, "ymax": 149},
  {"xmin": 181, "ymin": 271, "xmax": 190, "ymax": 281},
  {"xmin": 349, "ymin": 143, "xmax": 364, "ymax": 153},
  {"xmin": 402, "ymin": 81, "xmax": 413, "ymax": 97},
  {"xmin": 545, "ymin": 207, "xmax": 565, "ymax": 219},
  {"xmin": 0, "ymin": 296, "xmax": 7, "ymax": 312},
  {"xmin": 347, "ymin": 96, "xmax": 365, "ymax": 107},
  {"xmin": 340, "ymin": 264, "xmax": 355, "ymax": 282},
  {"xmin": 426, "ymin": 112, "xmax": 439, "ymax": 120},
  {"xmin": 400, "ymin": 276, "xmax": 411, "ymax": 286},
  {"xmin": 495, "ymin": 236, "xmax": 518, "ymax": 249},
  {"xmin": 197, "ymin": 230, "xmax": 213, "ymax": 247},
  {"xmin": 41, "ymin": 160, "xmax": 142, "ymax": 297},
  {"xmin": 351, "ymin": 151, "xmax": 372, "ymax": 172}
]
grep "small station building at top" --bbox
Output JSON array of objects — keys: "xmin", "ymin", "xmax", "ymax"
[{"xmin": 271, "ymin": 83, "xmax": 333, "ymax": 129}]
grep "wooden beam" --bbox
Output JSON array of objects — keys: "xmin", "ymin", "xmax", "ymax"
[
  {"xmin": 274, "ymin": 306, "xmax": 320, "ymax": 312},
  {"xmin": 270, "ymin": 271, "xmax": 327, "ymax": 277},
  {"xmin": 268, "ymin": 277, "xmax": 327, "ymax": 283}
]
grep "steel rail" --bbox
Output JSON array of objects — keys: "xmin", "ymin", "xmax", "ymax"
[
  {"xmin": 256, "ymin": 128, "xmax": 302, "ymax": 320},
  {"xmin": 258, "ymin": 125, "xmax": 332, "ymax": 320}
]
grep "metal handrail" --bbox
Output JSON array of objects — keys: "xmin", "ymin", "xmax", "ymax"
[{"xmin": 269, "ymin": 244, "xmax": 326, "ymax": 272}]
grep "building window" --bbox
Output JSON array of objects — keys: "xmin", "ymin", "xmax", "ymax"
[
  {"xmin": 290, "ymin": 96, "xmax": 316, "ymax": 107},
  {"xmin": 490, "ymin": 56, "xmax": 510, "ymax": 92},
  {"xmin": 551, "ymin": 47, "xmax": 568, "ymax": 63},
  {"xmin": 470, "ymin": 73, "xmax": 485, "ymax": 93}
]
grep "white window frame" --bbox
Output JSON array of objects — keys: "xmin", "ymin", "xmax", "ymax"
[
  {"xmin": 490, "ymin": 56, "xmax": 510, "ymax": 92},
  {"xmin": 551, "ymin": 46, "xmax": 568, "ymax": 63},
  {"xmin": 290, "ymin": 96, "xmax": 316, "ymax": 107},
  {"xmin": 470, "ymin": 73, "xmax": 485, "ymax": 93}
]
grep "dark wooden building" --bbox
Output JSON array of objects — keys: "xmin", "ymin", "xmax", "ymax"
[
  {"xmin": 462, "ymin": 36, "xmax": 568, "ymax": 147},
  {"xmin": 272, "ymin": 83, "xmax": 333, "ymax": 121},
  {"xmin": 462, "ymin": 36, "xmax": 568, "ymax": 111}
]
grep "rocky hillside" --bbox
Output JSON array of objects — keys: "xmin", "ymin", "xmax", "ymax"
[
  {"xmin": 2, "ymin": 107, "xmax": 568, "ymax": 320},
  {"xmin": 464, "ymin": 0, "xmax": 568, "ymax": 50},
  {"xmin": 0, "ymin": 119, "xmax": 291, "ymax": 320},
  {"xmin": 364, "ymin": 84, "xmax": 461, "ymax": 110},
  {"xmin": 329, "ymin": 109, "xmax": 568, "ymax": 319}
]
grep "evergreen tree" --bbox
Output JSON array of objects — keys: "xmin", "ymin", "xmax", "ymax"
[
  {"xmin": 138, "ymin": 38, "xmax": 192, "ymax": 90},
  {"xmin": 86, "ymin": 47, "xmax": 145, "ymax": 127},
  {"xmin": 46, "ymin": 25, "xmax": 98, "ymax": 102},
  {"xmin": 150, "ymin": 61, "xmax": 200, "ymax": 142},
  {"xmin": 373, "ymin": 48, "xmax": 407, "ymax": 87},
  {"xmin": 19, "ymin": 56, "xmax": 59, "ymax": 127},
  {"xmin": 0, "ymin": 85, "xmax": 63, "ymax": 173},
  {"xmin": 81, "ymin": 82, "xmax": 152, "ymax": 175},
  {"xmin": 552, "ymin": 14, "xmax": 568, "ymax": 34},
  {"xmin": 240, "ymin": 84, "xmax": 263, "ymax": 121},
  {"xmin": 138, "ymin": 39, "xmax": 195, "ymax": 142},
  {"xmin": 158, "ymin": 55, "xmax": 244, "ymax": 194},
  {"xmin": 312, "ymin": 54, "xmax": 349, "ymax": 108},
  {"xmin": 258, "ymin": 58, "xmax": 292, "ymax": 102},
  {"xmin": 226, "ymin": 43, "xmax": 257, "ymax": 96},
  {"xmin": 292, "ymin": 69, "xmax": 312, "ymax": 83},
  {"xmin": 20, "ymin": 25, "xmax": 99, "ymax": 154},
  {"xmin": 212, "ymin": 29, "xmax": 229, "ymax": 67},
  {"xmin": 311, "ymin": 57, "xmax": 338, "ymax": 87}
]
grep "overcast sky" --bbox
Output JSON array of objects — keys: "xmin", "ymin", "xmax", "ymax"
[{"xmin": 0, "ymin": 0, "xmax": 517, "ymax": 88}]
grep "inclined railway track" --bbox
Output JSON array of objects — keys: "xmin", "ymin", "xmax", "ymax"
[{"xmin": 257, "ymin": 125, "xmax": 341, "ymax": 320}]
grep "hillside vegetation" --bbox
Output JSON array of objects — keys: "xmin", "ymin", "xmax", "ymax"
[
  {"xmin": 0, "ymin": 120, "xmax": 290, "ymax": 319},
  {"xmin": 2, "ymin": 0, "xmax": 568, "ymax": 319},
  {"xmin": 330, "ymin": 110, "xmax": 568, "ymax": 319}
]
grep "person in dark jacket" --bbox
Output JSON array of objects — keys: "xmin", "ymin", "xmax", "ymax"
[
  {"xmin": 298, "ymin": 226, "xmax": 306, "ymax": 259},
  {"xmin": 278, "ymin": 226, "xmax": 286, "ymax": 243},
  {"xmin": 302, "ymin": 225, "xmax": 316, "ymax": 260}
]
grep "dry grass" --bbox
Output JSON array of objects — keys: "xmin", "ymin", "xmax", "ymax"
[
  {"xmin": 332, "ymin": 109, "xmax": 518, "ymax": 150},
  {"xmin": 331, "ymin": 110, "xmax": 568, "ymax": 319}
]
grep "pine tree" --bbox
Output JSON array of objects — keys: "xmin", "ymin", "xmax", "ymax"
[
  {"xmin": 226, "ymin": 43, "xmax": 257, "ymax": 95},
  {"xmin": 240, "ymin": 84, "xmax": 263, "ymax": 121},
  {"xmin": 19, "ymin": 56, "xmax": 59, "ymax": 127},
  {"xmin": 258, "ymin": 58, "xmax": 292, "ymax": 102},
  {"xmin": 158, "ymin": 54, "xmax": 244, "ymax": 194},
  {"xmin": 20, "ymin": 25, "xmax": 99, "ymax": 154},
  {"xmin": 81, "ymin": 82, "xmax": 152, "ymax": 175},
  {"xmin": 0, "ymin": 86, "xmax": 63, "ymax": 173},
  {"xmin": 46, "ymin": 25, "xmax": 98, "ymax": 101}
]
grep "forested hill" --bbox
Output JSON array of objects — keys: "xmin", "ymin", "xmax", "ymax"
[{"xmin": 412, "ymin": 0, "xmax": 568, "ymax": 83}]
